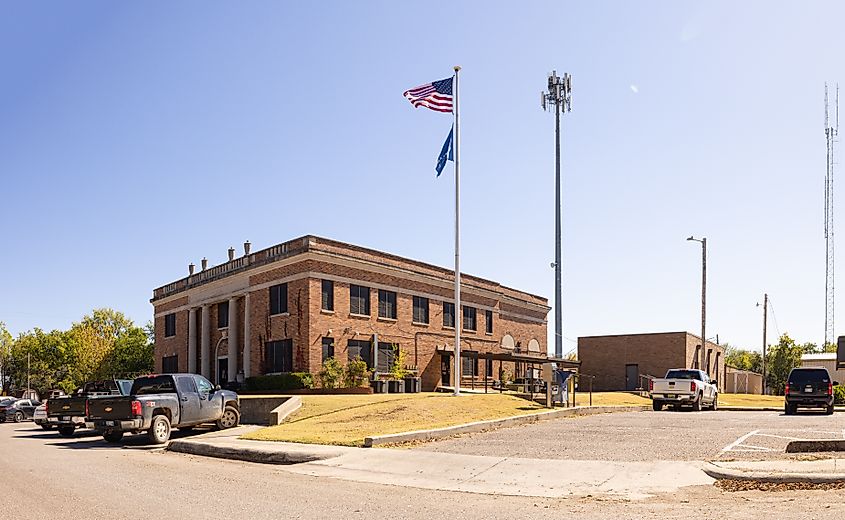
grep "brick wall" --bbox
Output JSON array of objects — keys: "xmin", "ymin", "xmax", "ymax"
[{"xmin": 578, "ymin": 333, "xmax": 688, "ymax": 391}]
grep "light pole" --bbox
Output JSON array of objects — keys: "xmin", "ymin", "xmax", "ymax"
[
  {"xmin": 687, "ymin": 236, "xmax": 707, "ymax": 371},
  {"xmin": 542, "ymin": 71, "xmax": 572, "ymax": 359}
]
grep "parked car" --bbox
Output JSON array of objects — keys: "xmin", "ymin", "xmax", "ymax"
[
  {"xmin": 0, "ymin": 398, "xmax": 42, "ymax": 422},
  {"xmin": 649, "ymin": 369, "xmax": 718, "ymax": 411},
  {"xmin": 784, "ymin": 367, "xmax": 838, "ymax": 415},
  {"xmin": 33, "ymin": 403, "xmax": 50, "ymax": 429},
  {"xmin": 47, "ymin": 379, "xmax": 133, "ymax": 437},
  {"xmin": 87, "ymin": 373, "xmax": 240, "ymax": 444}
]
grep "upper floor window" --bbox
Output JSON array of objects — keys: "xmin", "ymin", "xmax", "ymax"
[
  {"xmin": 378, "ymin": 290, "xmax": 397, "ymax": 319},
  {"xmin": 350, "ymin": 285, "xmax": 371, "ymax": 316},
  {"xmin": 270, "ymin": 283, "xmax": 288, "ymax": 315},
  {"xmin": 217, "ymin": 301, "xmax": 229, "ymax": 328},
  {"xmin": 485, "ymin": 309, "xmax": 493, "ymax": 334},
  {"xmin": 443, "ymin": 302, "xmax": 455, "ymax": 328},
  {"xmin": 463, "ymin": 306, "xmax": 477, "ymax": 331},
  {"xmin": 164, "ymin": 313, "xmax": 176, "ymax": 338},
  {"xmin": 413, "ymin": 296, "xmax": 429, "ymax": 324},
  {"xmin": 321, "ymin": 280, "xmax": 334, "ymax": 311}
]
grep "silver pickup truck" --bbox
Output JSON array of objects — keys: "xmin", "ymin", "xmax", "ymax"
[{"xmin": 649, "ymin": 369, "xmax": 718, "ymax": 411}]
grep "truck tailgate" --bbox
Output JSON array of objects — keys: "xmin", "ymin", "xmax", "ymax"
[
  {"xmin": 48, "ymin": 397, "xmax": 87, "ymax": 418},
  {"xmin": 652, "ymin": 379, "xmax": 694, "ymax": 395},
  {"xmin": 87, "ymin": 397, "xmax": 134, "ymax": 421}
]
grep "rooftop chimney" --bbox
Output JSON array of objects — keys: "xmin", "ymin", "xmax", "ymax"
[
  {"xmin": 201, "ymin": 257, "xmax": 208, "ymax": 271},
  {"xmin": 244, "ymin": 240, "xmax": 251, "ymax": 256},
  {"xmin": 228, "ymin": 247, "xmax": 235, "ymax": 262},
  {"xmin": 188, "ymin": 263, "xmax": 195, "ymax": 275}
]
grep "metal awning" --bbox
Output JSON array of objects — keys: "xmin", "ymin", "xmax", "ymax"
[{"xmin": 435, "ymin": 345, "xmax": 580, "ymax": 368}]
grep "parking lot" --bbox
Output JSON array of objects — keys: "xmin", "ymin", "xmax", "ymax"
[{"xmin": 417, "ymin": 410, "xmax": 845, "ymax": 461}]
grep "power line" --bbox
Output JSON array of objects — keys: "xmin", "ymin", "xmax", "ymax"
[{"xmin": 768, "ymin": 297, "xmax": 782, "ymax": 340}]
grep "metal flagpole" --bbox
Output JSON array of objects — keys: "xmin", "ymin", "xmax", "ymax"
[{"xmin": 453, "ymin": 65, "xmax": 461, "ymax": 396}]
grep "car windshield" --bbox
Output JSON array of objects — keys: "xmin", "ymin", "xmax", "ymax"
[
  {"xmin": 789, "ymin": 369, "xmax": 830, "ymax": 385},
  {"xmin": 665, "ymin": 370, "xmax": 700, "ymax": 380},
  {"xmin": 131, "ymin": 376, "xmax": 176, "ymax": 395}
]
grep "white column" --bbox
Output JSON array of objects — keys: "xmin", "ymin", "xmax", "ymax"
[
  {"xmin": 227, "ymin": 296, "xmax": 238, "ymax": 383},
  {"xmin": 243, "ymin": 292, "xmax": 251, "ymax": 379},
  {"xmin": 188, "ymin": 308, "xmax": 197, "ymax": 373},
  {"xmin": 200, "ymin": 304, "xmax": 210, "ymax": 378}
]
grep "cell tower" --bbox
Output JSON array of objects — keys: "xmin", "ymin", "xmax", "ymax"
[{"xmin": 825, "ymin": 83, "xmax": 839, "ymax": 348}]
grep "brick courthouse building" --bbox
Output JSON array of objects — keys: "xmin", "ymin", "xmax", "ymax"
[{"xmin": 151, "ymin": 236, "xmax": 556, "ymax": 391}]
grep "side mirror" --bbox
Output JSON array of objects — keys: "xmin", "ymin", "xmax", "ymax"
[
  {"xmin": 214, "ymin": 385, "xmax": 222, "ymax": 392},
  {"xmin": 711, "ymin": 380, "xmax": 718, "ymax": 386}
]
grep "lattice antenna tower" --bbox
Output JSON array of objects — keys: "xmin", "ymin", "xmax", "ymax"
[{"xmin": 825, "ymin": 83, "xmax": 839, "ymax": 347}]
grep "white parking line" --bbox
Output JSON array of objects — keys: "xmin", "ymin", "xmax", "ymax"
[
  {"xmin": 721, "ymin": 429, "xmax": 760, "ymax": 453},
  {"xmin": 754, "ymin": 433, "xmax": 803, "ymax": 441},
  {"xmin": 740, "ymin": 444, "xmax": 774, "ymax": 452}
]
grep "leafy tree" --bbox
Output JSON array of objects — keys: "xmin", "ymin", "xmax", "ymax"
[
  {"xmin": 823, "ymin": 342, "xmax": 838, "ymax": 353},
  {"xmin": 766, "ymin": 333, "xmax": 804, "ymax": 395},
  {"xmin": 318, "ymin": 357, "xmax": 344, "ymax": 389},
  {"xmin": 344, "ymin": 356, "xmax": 371, "ymax": 388},
  {"xmin": 0, "ymin": 322, "xmax": 12, "ymax": 394},
  {"xmin": 724, "ymin": 346, "xmax": 762, "ymax": 373}
]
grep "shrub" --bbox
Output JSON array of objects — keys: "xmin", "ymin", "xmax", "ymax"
[
  {"xmin": 834, "ymin": 385, "xmax": 845, "ymax": 405},
  {"xmin": 390, "ymin": 348, "xmax": 409, "ymax": 380},
  {"xmin": 318, "ymin": 357, "xmax": 344, "ymax": 389},
  {"xmin": 344, "ymin": 356, "xmax": 371, "ymax": 388},
  {"xmin": 244, "ymin": 372, "xmax": 314, "ymax": 392}
]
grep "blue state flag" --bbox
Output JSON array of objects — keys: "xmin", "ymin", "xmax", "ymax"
[{"xmin": 435, "ymin": 125, "xmax": 454, "ymax": 177}]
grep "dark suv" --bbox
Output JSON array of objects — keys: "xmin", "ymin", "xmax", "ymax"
[{"xmin": 784, "ymin": 367, "xmax": 838, "ymax": 415}]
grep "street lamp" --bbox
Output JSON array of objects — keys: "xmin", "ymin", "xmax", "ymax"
[
  {"xmin": 214, "ymin": 330, "xmax": 228, "ymax": 386},
  {"xmin": 687, "ymin": 236, "xmax": 707, "ymax": 371}
]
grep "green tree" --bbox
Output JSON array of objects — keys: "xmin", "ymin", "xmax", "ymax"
[
  {"xmin": 0, "ymin": 322, "xmax": 12, "ymax": 394},
  {"xmin": 318, "ymin": 357, "xmax": 344, "ymax": 389},
  {"xmin": 724, "ymin": 346, "xmax": 762, "ymax": 373},
  {"xmin": 766, "ymin": 333, "xmax": 804, "ymax": 395}
]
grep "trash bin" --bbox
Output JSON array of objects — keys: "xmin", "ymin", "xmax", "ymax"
[
  {"xmin": 371, "ymin": 380, "xmax": 387, "ymax": 393},
  {"xmin": 387, "ymin": 380, "xmax": 405, "ymax": 393}
]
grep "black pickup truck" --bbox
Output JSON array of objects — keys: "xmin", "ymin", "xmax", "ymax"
[
  {"xmin": 87, "ymin": 373, "xmax": 240, "ymax": 444},
  {"xmin": 47, "ymin": 379, "xmax": 132, "ymax": 437}
]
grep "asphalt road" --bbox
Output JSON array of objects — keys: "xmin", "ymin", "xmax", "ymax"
[
  {"xmin": 417, "ymin": 410, "xmax": 845, "ymax": 461},
  {"xmin": 4, "ymin": 418, "xmax": 845, "ymax": 519}
]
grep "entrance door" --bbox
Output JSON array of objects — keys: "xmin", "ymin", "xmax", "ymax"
[
  {"xmin": 217, "ymin": 357, "xmax": 228, "ymax": 386},
  {"xmin": 441, "ymin": 354, "xmax": 451, "ymax": 387},
  {"xmin": 625, "ymin": 364, "xmax": 639, "ymax": 391}
]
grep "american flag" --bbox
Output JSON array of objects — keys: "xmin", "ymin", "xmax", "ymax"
[{"xmin": 403, "ymin": 77, "xmax": 453, "ymax": 113}]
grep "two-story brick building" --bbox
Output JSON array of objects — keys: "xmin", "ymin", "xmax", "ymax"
[{"xmin": 151, "ymin": 236, "xmax": 558, "ymax": 391}]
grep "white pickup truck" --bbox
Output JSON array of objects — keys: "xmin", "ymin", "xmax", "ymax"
[{"xmin": 649, "ymin": 369, "xmax": 718, "ymax": 411}]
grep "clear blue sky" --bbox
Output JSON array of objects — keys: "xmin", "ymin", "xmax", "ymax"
[{"xmin": 2, "ymin": 1, "xmax": 844, "ymax": 354}]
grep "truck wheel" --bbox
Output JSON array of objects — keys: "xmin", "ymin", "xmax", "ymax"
[
  {"xmin": 711, "ymin": 394, "xmax": 718, "ymax": 411},
  {"xmin": 652, "ymin": 401, "xmax": 662, "ymax": 411},
  {"xmin": 692, "ymin": 394, "xmax": 702, "ymax": 412},
  {"xmin": 58, "ymin": 425, "xmax": 76, "ymax": 438},
  {"xmin": 41, "ymin": 424, "xmax": 53, "ymax": 431},
  {"xmin": 148, "ymin": 415, "xmax": 172, "ymax": 444},
  {"xmin": 216, "ymin": 405, "xmax": 240, "ymax": 430},
  {"xmin": 827, "ymin": 404, "xmax": 835, "ymax": 415},
  {"xmin": 14, "ymin": 411, "xmax": 24, "ymax": 423},
  {"xmin": 103, "ymin": 430, "xmax": 124, "ymax": 443}
]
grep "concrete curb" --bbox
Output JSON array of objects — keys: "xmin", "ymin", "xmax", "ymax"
[
  {"xmin": 269, "ymin": 396, "xmax": 302, "ymax": 425},
  {"xmin": 718, "ymin": 406, "xmax": 782, "ymax": 412},
  {"xmin": 363, "ymin": 405, "xmax": 650, "ymax": 447},
  {"xmin": 703, "ymin": 462, "xmax": 845, "ymax": 484},
  {"xmin": 786, "ymin": 439, "xmax": 845, "ymax": 453},
  {"xmin": 168, "ymin": 438, "xmax": 347, "ymax": 465}
]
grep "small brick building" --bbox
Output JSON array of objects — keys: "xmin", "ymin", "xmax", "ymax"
[
  {"xmin": 151, "ymin": 236, "xmax": 553, "ymax": 391},
  {"xmin": 578, "ymin": 332, "xmax": 725, "ymax": 392}
]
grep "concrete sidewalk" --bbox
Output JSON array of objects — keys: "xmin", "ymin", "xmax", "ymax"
[
  {"xmin": 706, "ymin": 458, "xmax": 845, "ymax": 483},
  {"xmin": 168, "ymin": 428, "xmax": 713, "ymax": 499}
]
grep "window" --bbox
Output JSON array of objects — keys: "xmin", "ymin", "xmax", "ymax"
[
  {"xmin": 347, "ymin": 339, "xmax": 372, "ymax": 367},
  {"xmin": 164, "ymin": 313, "xmax": 176, "ymax": 337},
  {"xmin": 321, "ymin": 280, "xmax": 334, "ymax": 311},
  {"xmin": 485, "ymin": 357, "xmax": 494, "ymax": 378},
  {"xmin": 162, "ymin": 355, "xmax": 179, "ymax": 373},
  {"xmin": 378, "ymin": 290, "xmax": 397, "ymax": 319},
  {"xmin": 175, "ymin": 375, "xmax": 197, "ymax": 395},
  {"xmin": 217, "ymin": 301, "xmax": 229, "ymax": 328},
  {"xmin": 443, "ymin": 302, "xmax": 455, "ymax": 328},
  {"xmin": 321, "ymin": 337, "xmax": 335, "ymax": 362},
  {"xmin": 265, "ymin": 339, "xmax": 293, "ymax": 373},
  {"xmin": 350, "ymin": 285, "xmax": 371, "ymax": 316},
  {"xmin": 270, "ymin": 283, "xmax": 288, "ymax": 315},
  {"xmin": 461, "ymin": 351, "xmax": 478, "ymax": 377},
  {"xmin": 376, "ymin": 343, "xmax": 397, "ymax": 373},
  {"xmin": 463, "ymin": 306, "xmax": 477, "ymax": 331},
  {"xmin": 194, "ymin": 376, "xmax": 214, "ymax": 394},
  {"xmin": 413, "ymin": 296, "xmax": 429, "ymax": 324},
  {"xmin": 485, "ymin": 310, "xmax": 493, "ymax": 334}
]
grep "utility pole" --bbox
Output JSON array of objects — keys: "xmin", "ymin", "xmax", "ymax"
[
  {"xmin": 27, "ymin": 351, "xmax": 30, "ymax": 397},
  {"xmin": 687, "ymin": 236, "xmax": 707, "ymax": 369},
  {"xmin": 762, "ymin": 293, "xmax": 768, "ymax": 395},
  {"xmin": 542, "ymin": 71, "xmax": 572, "ymax": 359}
]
